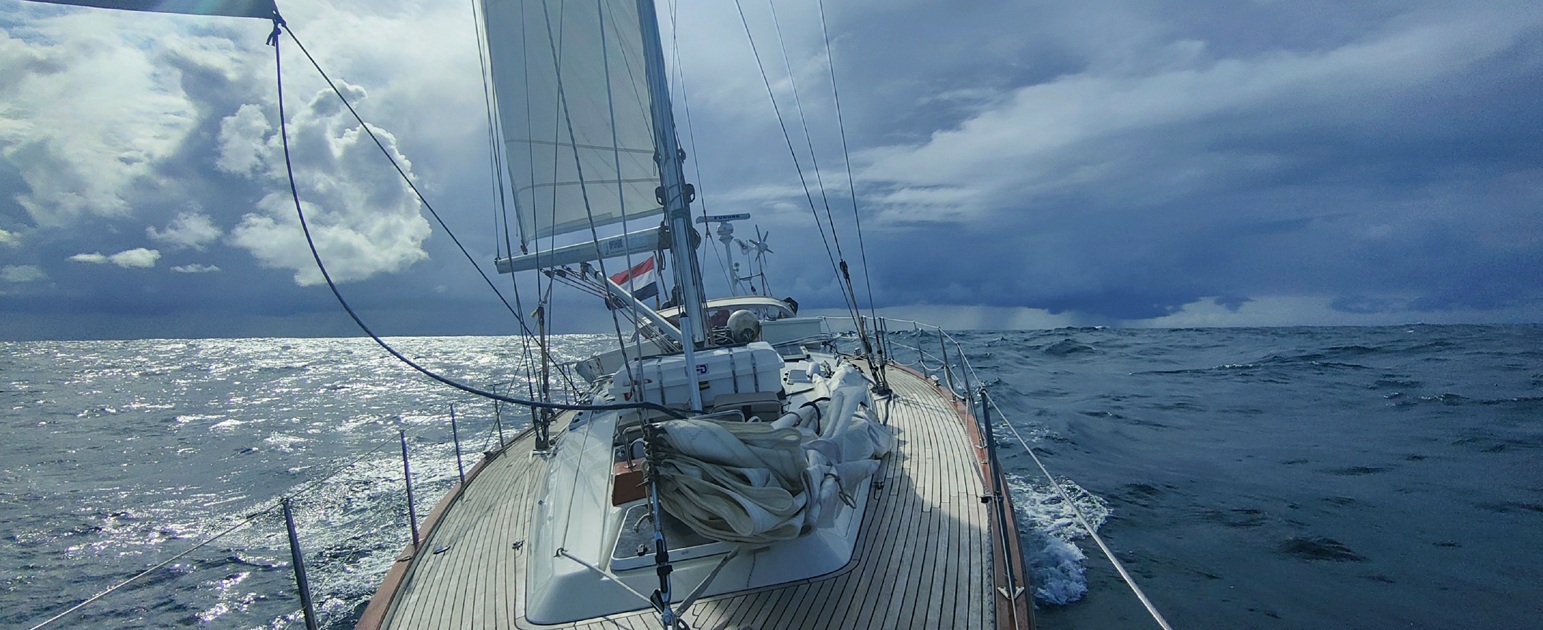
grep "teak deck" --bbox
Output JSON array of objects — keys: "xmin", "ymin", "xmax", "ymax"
[{"xmin": 360, "ymin": 364, "xmax": 1033, "ymax": 630}]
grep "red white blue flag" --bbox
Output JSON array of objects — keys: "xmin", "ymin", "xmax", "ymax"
[{"xmin": 609, "ymin": 256, "xmax": 659, "ymax": 301}]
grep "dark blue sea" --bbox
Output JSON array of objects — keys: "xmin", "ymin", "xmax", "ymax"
[{"xmin": 3, "ymin": 326, "xmax": 1540, "ymax": 628}]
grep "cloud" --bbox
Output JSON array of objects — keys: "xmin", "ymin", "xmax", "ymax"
[
  {"xmin": 858, "ymin": 9, "xmax": 1541, "ymax": 221},
  {"xmin": 69, "ymin": 248, "xmax": 162, "ymax": 269},
  {"xmin": 0, "ymin": 227, "xmax": 17, "ymax": 247},
  {"xmin": 216, "ymin": 103, "xmax": 268, "ymax": 176},
  {"xmin": 68, "ymin": 252, "xmax": 108, "ymax": 264},
  {"xmin": 170, "ymin": 263, "xmax": 220, "ymax": 273},
  {"xmin": 1139, "ymin": 294, "xmax": 1543, "ymax": 328},
  {"xmin": 3, "ymin": 1, "xmax": 1540, "ymax": 338},
  {"xmin": 147, "ymin": 211, "xmax": 222, "ymax": 251},
  {"xmin": 108, "ymin": 248, "xmax": 160, "ymax": 268},
  {"xmin": 220, "ymin": 85, "xmax": 432, "ymax": 286},
  {"xmin": 0, "ymin": 15, "xmax": 258, "ymax": 229},
  {"xmin": 1, "ymin": 264, "xmax": 46, "ymax": 283}
]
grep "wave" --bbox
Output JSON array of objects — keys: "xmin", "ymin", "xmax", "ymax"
[
  {"xmin": 1005, "ymin": 473, "xmax": 1110, "ymax": 606},
  {"xmin": 1043, "ymin": 339, "xmax": 1096, "ymax": 356}
]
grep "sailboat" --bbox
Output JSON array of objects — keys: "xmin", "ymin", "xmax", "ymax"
[{"xmin": 20, "ymin": 0, "xmax": 1035, "ymax": 628}]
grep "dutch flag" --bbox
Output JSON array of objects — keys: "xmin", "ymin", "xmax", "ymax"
[{"xmin": 609, "ymin": 256, "xmax": 659, "ymax": 302}]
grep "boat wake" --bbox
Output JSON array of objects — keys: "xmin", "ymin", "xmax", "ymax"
[{"xmin": 1005, "ymin": 472, "xmax": 1110, "ymax": 606}]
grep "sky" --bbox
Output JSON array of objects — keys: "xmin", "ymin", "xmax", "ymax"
[{"xmin": 1, "ymin": 0, "xmax": 1541, "ymax": 340}]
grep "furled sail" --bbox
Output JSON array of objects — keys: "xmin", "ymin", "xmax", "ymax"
[
  {"xmin": 483, "ymin": 0, "xmax": 664, "ymax": 251},
  {"xmin": 650, "ymin": 364, "xmax": 894, "ymax": 544},
  {"xmin": 25, "ymin": 0, "xmax": 277, "ymax": 18}
]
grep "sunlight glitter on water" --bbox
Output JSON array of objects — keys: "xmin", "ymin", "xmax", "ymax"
[{"xmin": 3, "ymin": 327, "xmax": 1540, "ymax": 629}]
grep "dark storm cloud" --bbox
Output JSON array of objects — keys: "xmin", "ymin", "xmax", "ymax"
[
  {"xmin": 3, "ymin": 1, "xmax": 1541, "ymax": 339},
  {"xmin": 820, "ymin": 1, "xmax": 1543, "ymax": 324}
]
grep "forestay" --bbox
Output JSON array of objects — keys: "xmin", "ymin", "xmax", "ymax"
[{"xmin": 482, "ymin": 0, "xmax": 664, "ymax": 249}]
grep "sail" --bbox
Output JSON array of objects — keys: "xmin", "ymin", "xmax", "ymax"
[
  {"xmin": 483, "ymin": 0, "xmax": 664, "ymax": 251},
  {"xmin": 25, "ymin": 0, "xmax": 277, "ymax": 18}
]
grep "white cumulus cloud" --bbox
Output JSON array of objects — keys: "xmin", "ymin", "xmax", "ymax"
[
  {"xmin": 0, "ymin": 14, "xmax": 257, "ymax": 228},
  {"xmin": 222, "ymin": 82, "xmax": 431, "ymax": 286},
  {"xmin": 147, "ymin": 211, "xmax": 222, "ymax": 251},
  {"xmin": 69, "ymin": 248, "xmax": 162, "ymax": 269},
  {"xmin": 216, "ymin": 103, "xmax": 269, "ymax": 176},
  {"xmin": 170, "ymin": 263, "xmax": 220, "ymax": 273},
  {"xmin": 1, "ymin": 264, "xmax": 46, "ymax": 283}
]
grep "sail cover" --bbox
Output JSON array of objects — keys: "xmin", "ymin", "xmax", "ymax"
[
  {"xmin": 483, "ymin": 0, "xmax": 664, "ymax": 249},
  {"xmin": 25, "ymin": 0, "xmax": 278, "ymax": 18}
]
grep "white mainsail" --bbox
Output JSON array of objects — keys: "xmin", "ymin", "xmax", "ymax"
[
  {"xmin": 483, "ymin": 0, "xmax": 665, "ymax": 252},
  {"xmin": 25, "ymin": 0, "xmax": 277, "ymax": 18}
]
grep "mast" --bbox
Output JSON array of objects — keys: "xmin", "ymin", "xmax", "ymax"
[{"xmin": 635, "ymin": 0, "xmax": 707, "ymax": 347}]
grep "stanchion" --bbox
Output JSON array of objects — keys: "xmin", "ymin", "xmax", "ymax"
[
  {"xmin": 399, "ymin": 429, "xmax": 420, "ymax": 550},
  {"xmin": 450, "ymin": 403, "xmax": 465, "ymax": 484},
  {"xmin": 282, "ymin": 497, "xmax": 319, "ymax": 630}
]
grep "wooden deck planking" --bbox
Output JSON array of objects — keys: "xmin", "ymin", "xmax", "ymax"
[
  {"xmin": 841, "ymin": 448, "xmax": 913, "ymax": 628},
  {"xmin": 967, "ymin": 485, "xmax": 989, "ymax": 630},
  {"xmin": 909, "ymin": 380, "xmax": 958, "ymax": 630},
  {"xmin": 373, "ymin": 365, "xmax": 1023, "ymax": 630},
  {"xmin": 837, "ymin": 400, "xmax": 912, "ymax": 630},
  {"xmin": 934, "ymin": 402, "xmax": 966, "ymax": 629},
  {"xmin": 881, "ymin": 398, "xmax": 929, "ymax": 630}
]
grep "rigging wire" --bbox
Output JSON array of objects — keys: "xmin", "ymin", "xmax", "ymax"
[
  {"xmin": 26, "ymin": 503, "xmax": 279, "ymax": 630},
  {"xmin": 286, "ymin": 18, "xmax": 575, "ymax": 401},
  {"xmin": 734, "ymin": 0, "xmax": 880, "ymax": 385},
  {"xmin": 26, "ymin": 399, "xmax": 491, "ymax": 629},
  {"xmin": 766, "ymin": 1, "xmax": 844, "ymax": 274},
  {"xmin": 906, "ymin": 319, "xmax": 1174, "ymax": 630},
  {"xmin": 668, "ymin": 0, "xmax": 736, "ymax": 296},
  {"xmin": 537, "ymin": 1, "xmax": 638, "ymax": 386},
  {"xmin": 471, "ymin": 0, "xmax": 543, "ymax": 406},
  {"xmin": 272, "ymin": 24, "xmax": 690, "ymax": 420},
  {"xmin": 597, "ymin": 0, "xmax": 649, "ymax": 379},
  {"xmin": 532, "ymin": 0, "xmax": 565, "ymax": 415},
  {"xmin": 814, "ymin": 0, "xmax": 882, "ymax": 333},
  {"xmin": 473, "ymin": 0, "xmax": 506, "ymax": 263},
  {"xmin": 279, "ymin": 25, "xmax": 535, "ymax": 339},
  {"xmin": 730, "ymin": 0, "xmax": 856, "ymax": 320},
  {"xmin": 990, "ymin": 395, "xmax": 1176, "ymax": 630}
]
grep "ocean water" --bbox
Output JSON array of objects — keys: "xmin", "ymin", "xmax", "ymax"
[{"xmin": 2, "ymin": 326, "xmax": 1540, "ymax": 628}]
